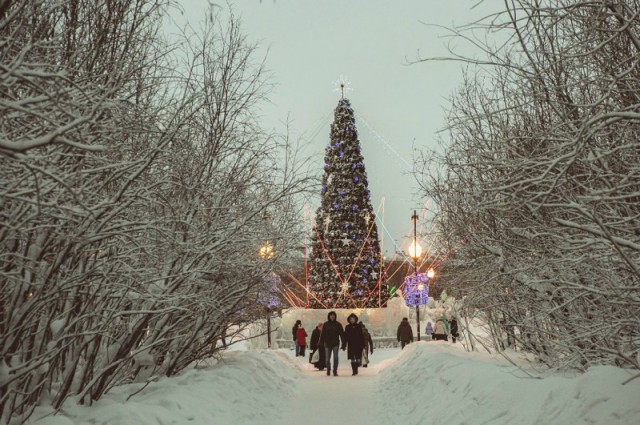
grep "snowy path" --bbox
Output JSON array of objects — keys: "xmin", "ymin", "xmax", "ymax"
[
  {"xmin": 284, "ymin": 351, "xmax": 394, "ymax": 425},
  {"xmin": 30, "ymin": 344, "xmax": 640, "ymax": 425}
]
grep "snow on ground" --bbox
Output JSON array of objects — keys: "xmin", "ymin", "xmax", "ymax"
[{"xmin": 30, "ymin": 343, "xmax": 640, "ymax": 425}]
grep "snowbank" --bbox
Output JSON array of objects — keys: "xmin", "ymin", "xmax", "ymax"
[
  {"xmin": 28, "ymin": 342, "xmax": 640, "ymax": 425},
  {"xmin": 29, "ymin": 350, "xmax": 300, "ymax": 425},
  {"xmin": 379, "ymin": 342, "xmax": 640, "ymax": 425}
]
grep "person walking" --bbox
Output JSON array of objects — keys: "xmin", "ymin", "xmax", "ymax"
[
  {"xmin": 426, "ymin": 321, "xmax": 434, "ymax": 340},
  {"xmin": 318, "ymin": 311, "xmax": 345, "ymax": 376},
  {"xmin": 434, "ymin": 317, "xmax": 448, "ymax": 341},
  {"xmin": 441, "ymin": 313, "xmax": 450, "ymax": 335},
  {"xmin": 361, "ymin": 324, "xmax": 374, "ymax": 368},
  {"xmin": 450, "ymin": 317, "xmax": 459, "ymax": 343},
  {"xmin": 343, "ymin": 313, "xmax": 365, "ymax": 376},
  {"xmin": 292, "ymin": 320, "xmax": 301, "ymax": 355},
  {"xmin": 296, "ymin": 324, "xmax": 308, "ymax": 357},
  {"xmin": 397, "ymin": 317, "xmax": 414, "ymax": 349},
  {"xmin": 309, "ymin": 322, "xmax": 326, "ymax": 370}
]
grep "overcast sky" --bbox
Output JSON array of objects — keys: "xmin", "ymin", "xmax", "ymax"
[{"xmin": 170, "ymin": 0, "xmax": 492, "ymax": 256}]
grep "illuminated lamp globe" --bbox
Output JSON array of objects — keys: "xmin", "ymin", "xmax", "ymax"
[
  {"xmin": 408, "ymin": 240, "xmax": 422, "ymax": 259},
  {"xmin": 427, "ymin": 268, "xmax": 435, "ymax": 279},
  {"xmin": 259, "ymin": 241, "xmax": 274, "ymax": 259}
]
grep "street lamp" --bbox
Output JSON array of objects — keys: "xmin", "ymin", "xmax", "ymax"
[
  {"xmin": 259, "ymin": 209, "xmax": 276, "ymax": 348},
  {"xmin": 259, "ymin": 241, "xmax": 277, "ymax": 349},
  {"xmin": 410, "ymin": 210, "xmax": 423, "ymax": 341}
]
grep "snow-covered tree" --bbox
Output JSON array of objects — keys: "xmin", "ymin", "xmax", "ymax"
[
  {"xmin": 415, "ymin": 0, "xmax": 640, "ymax": 370},
  {"xmin": 0, "ymin": 2, "xmax": 312, "ymax": 423}
]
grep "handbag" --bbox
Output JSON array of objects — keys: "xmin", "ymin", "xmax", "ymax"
[
  {"xmin": 361, "ymin": 349, "xmax": 369, "ymax": 366},
  {"xmin": 310, "ymin": 349, "xmax": 320, "ymax": 363}
]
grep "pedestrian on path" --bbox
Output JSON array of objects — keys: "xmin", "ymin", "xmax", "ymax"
[
  {"xmin": 426, "ymin": 321, "xmax": 434, "ymax": 340},
  {"xmin": 296, "ymin": 324, "xmax": 308, "ymax": 357},
  {"xmin": 441, "ymin": 313, "xmax": 450, "ymax": 335},
  {"xmin": 343, "ymin": 313, "xmax": 365, "ymax": 376},
  {"xmin": 361, "ymin": 324, "xmax": 374, "ymax": 368},
  {"xmin": 310, "ymin": 322, "xmax": 326, "ymax": 370},
  {"xmin": 434, "ymin": 317, "xmax": 448, "ymax": 341},
  {"xmin": 319, "ymin": 311, "xmax": 345, "ymax": 376},
  {"xmin": 397, "ymin": 317, "xmax": 413, "ymax": 349},
  {"xmin": 292, "ymin": 320, "xmax": 301, "ymax": 355},
  {"xmin": 450, "ymin": 317, "xmax": 459, "ymax": 343}
]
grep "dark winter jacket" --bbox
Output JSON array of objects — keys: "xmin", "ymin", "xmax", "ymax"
[
  {"xmin": 397, "ymin": 319, "xmax": 414, "ymax": 342},
  {"xmin": 343, "ymin": 313, "xmax": 365, "ymax": 360},
  {"xmin": 362, "ymin": 327, "xmax": 374, "ymax": 353},
  {"xmin": 450, "ymin": 319, "xmax": 459, "ymax": 337},
  {"xmin": 292, "ymin": 322, "xmax": 300, "ymax": 341},
  {"xmin": 310, "ymin": 327, "xmax": 323, "ymax": 351},
  {"xmin": 296, "ymin": 328, "xmax": 308, "ymax": 345},
  {"xmin": 319, "ymin": 311, "xmax": 345, "ymax": 349}
]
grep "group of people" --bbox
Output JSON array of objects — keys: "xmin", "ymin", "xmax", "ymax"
[
  {"xmin": 292, "ymin": 313, "xmax": 462, "ymax": 375},
  {"xmin": 397, "ymin": 315, "xmax": 460, "ymax": 348},
  {"xmin": 292, "ymin": 311, "xmax": 373, "ymax": 376}
]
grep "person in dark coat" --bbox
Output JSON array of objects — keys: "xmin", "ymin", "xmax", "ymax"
[
  {"xmin": 292, "ymin": 320, "xmax": 301, "ymax": 355},
  {"xmin": 309, "ymin": 322, "xmax": 326, "ymax": 370},
  {"xmin": 343, "ymin": 313, "xmax": 365, "ymax": 376},
  {"xmin": 397, "ymin": 317, "xmax": 414, "ymax": 349},
  {"xmin": 318, "ymin": 311, "xmax": 345, "ymax": 376},
  {"xmin": 450, "ymin": 318, "xmax": 459, "ymax": 343},
  {"xmin": 361, "ymin": 324, "xmax": 374, "ymax": 368}
]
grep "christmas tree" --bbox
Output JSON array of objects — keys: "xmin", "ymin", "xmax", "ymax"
[{"xmin": 308, "ymin": 97, "xmax": 387, "ymax": 308}]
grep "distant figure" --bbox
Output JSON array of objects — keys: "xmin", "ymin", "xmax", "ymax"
[
  {"xmin": 434, "ymin": 317, "xmax": 448, "ymax": 341},
  {"xmin": 292, "ymin": 320, "xmax": 301, "ymax": 355},
  {"xmin": 441, "ymin": 314, "xmax": 450, "ymax": 335},
  {"xmin": 296, "ymin": 324, "xmax": 308, "ymax": 356},
  {"xmin": 450, "ymin": 318, "xmax": 459, "ymax": 343},
  {"xmin": 343, "ymin": 313, "xmax": 365, "ymax": 376},
  {"xmin": 310, "ymin": 322, "xmax": 326, "ymax": 370},
  {"xmin": 425, "ymin": 321, "xmax": 434, "ymax": 340},
  {"xmin": 361, "ymin": 324, "xmax": 374, "ymax": 367},
  {"xmin": 318, "ymin": 311, "xmax": 345, "ymax": 376},
  {"xmin": 397, "ymin": 317, "xmax": 414, "ymax": 349}
]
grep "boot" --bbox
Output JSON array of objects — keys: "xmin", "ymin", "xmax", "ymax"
[
  {"xmin": 354, "ymin": 364, "xmax": 359, "ymax": 375},
  {"xmin": 326, "ymin": 368, "xmax": 330, "ymax": 376},
  {"xmin": 351, "ymin": 363, "xmax": 357, "ymax": 376}
]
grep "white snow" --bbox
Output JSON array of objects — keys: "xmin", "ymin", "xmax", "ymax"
[{"xmin": 28, "ymin": 342, "xmax": 640, "ymax": 425}]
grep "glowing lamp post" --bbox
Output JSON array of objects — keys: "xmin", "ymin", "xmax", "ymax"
[
  {"xmin": 405, "ymin": 210, "xmax": 430, "ymax": 341},
  {"xmin": 259, "ymin": 239, "xmax": 278, "ymax": 348}
]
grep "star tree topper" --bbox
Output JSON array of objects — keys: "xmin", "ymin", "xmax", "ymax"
[{"xmin": 333, "ymin": 75, "xmax": 353, "ymax": 99}]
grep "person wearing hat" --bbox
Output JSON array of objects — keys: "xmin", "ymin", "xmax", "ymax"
[
  {"xmin": 318, "ymin": 311, "xmax": 345, "ymax": 376},
  {"xmin": 296, "ymin": 323, "xmax": 308, "ymax": 357},
  {"xmin": 397, "ymin": 317, "xmax": 414, "ymax": 349},
  {"xmin": 343, "ymin": 313, "xmax": 365, "ymax": 376},
  {"xmin": 292, "ymin": 320, "xmax": 302, "ymax": 356},
  {"xmin": 309, "ymin": 322, "xmax": 326, "ymax": 370}
]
